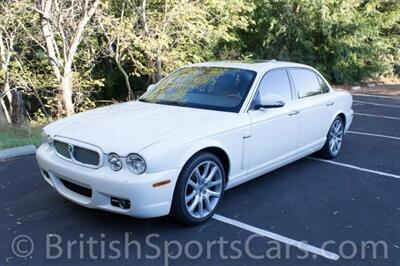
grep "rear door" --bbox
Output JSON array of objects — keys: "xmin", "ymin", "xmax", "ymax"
[{"xmin": 288, "ymin": 68, "xmax": 334, "ymax": 150}]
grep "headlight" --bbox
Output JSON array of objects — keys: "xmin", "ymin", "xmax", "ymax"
[
  {"xmin": 42, "ymin": 131, "xmax": 47, "ymax": 143},
  {"xmin": 42, "ymin": 131, "xmax": 53, "ymax": 148},
  {"xmin": 47, "ymin": 135, "xmax": 54, "ymax": 147},
  {"xmin": 126, "ymin": 154, "xmax": 146, "ymax": 174},
  {"xmin": 108, "ymin": 153, "xmax": 123, "ymax": 171}
]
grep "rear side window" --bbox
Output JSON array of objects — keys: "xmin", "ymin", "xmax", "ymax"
[
  {"xmin": 256, "ymin": 69, "xmax": 292, "ymax": 103},
  {"xmin": 317, "ymin": 75, "xmax": 330, "ymax": 93},
  {"xmin": 289, "ymin": 69, "xmax": 321, "ymax": 98}
]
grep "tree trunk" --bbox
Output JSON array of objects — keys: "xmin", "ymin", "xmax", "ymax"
[
  {"xmin": 0, "ymin": 101, "xmax": 6, "ymax": 125},
  {"xmin": 0, "ymin": 99, "xmax": 11, "ymax": 124},
  {"xmin": 61, "ymin": 72, "xmax": 74, "ymax": 116},
  {"xmin": 39, "ymin": 0, "xmax": 62, "ymax": 83},
  {"xmin": 115, "ymin": 59, "xmax": 134, "ymax": 100},
  {"xmin": 2, "ymin": 76, "xmax": 12, "ymax": 107},
  {"xmin": 0, "ymin": 33, "xmax": 12, "ymax": 124},
  {"xmin": 155, "ymin": 55, "xmax": 163, "ymax": 82},
  {"xmin": 11, "ymin": 91, "xmax": 24, "ymax": 125}
]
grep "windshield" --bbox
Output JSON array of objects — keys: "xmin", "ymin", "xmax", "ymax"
[{"xmin": 139, "ymin": 67, "xmax": 257, "ymax": 112}]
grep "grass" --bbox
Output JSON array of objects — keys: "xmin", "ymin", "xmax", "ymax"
[{"xmin": 0, "ymin": 123, "xmax": 43, "ymax": 150}]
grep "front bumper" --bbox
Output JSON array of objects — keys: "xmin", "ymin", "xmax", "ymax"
[{"xmin": 36, "ymin": 144, "xmax": 180, "ymax": 218}]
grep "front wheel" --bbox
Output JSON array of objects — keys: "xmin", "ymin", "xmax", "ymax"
[
  {"xmin": 171, "ymin": 152, "xmax": 225, "ymax": 225},
  {"xmin": 318, "ymin": 116, "xmax": 345, "ymax": 159}
]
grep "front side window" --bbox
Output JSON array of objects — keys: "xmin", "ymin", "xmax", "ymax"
[
  {"xmin": 139, "ymin": 67, "xmax": 257, "ymax": 112},
  {"xmin": 253, "ymin": 69, "xmax": 292, "ymax": 107},
  {"xmin": 289, "ymin": 68, "xmax": 321, "ymax": 98}
]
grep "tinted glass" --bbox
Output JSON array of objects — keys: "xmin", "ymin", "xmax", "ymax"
[
  {"xmin": 140, "ymin": 67, "xmax": 257, "ymax": 112},
  {"xmin": 290, "ymin": 69, "xmax": 321, "ymax": 98},
  {"xmin": 317, "ymin": 75, "xmax": 330, "ymax": 93},
  {"xmin": 254, "ymin": 69, "xmax": 292, "ymax": 105}
]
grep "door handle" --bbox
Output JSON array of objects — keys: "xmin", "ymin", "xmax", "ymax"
[
  {"xmin": 326, "ymin": 101, "xmax": 334, "ymax": 106},
  {"xmin": 288, "ymin": 110, "xmax": 300, "ymax": 116},
  {"xmin": 243, "ymin": 130, "xmax": 251, "ymax": 139}
]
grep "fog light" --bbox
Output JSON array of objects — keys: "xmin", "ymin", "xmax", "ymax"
[
  {"xmin": 42, "ymin": 169, "xmax": 50, "ymax": 179},
  {"xmin": 108, "ymin": 153, "xmax": 123, "ymax": 171},
  {"xmin": 111, "ymin": 197, "xmax": 131, "ymax": 209}
]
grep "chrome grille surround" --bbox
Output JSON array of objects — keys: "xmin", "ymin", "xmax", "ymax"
[{"xmin": 53, "ymin": 139, "xmax": 102, "ymax": 168}]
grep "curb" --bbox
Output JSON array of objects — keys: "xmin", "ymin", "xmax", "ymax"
[{"xmin": 0, "ymin": 145, "xmax": 37, "ymax": 160}]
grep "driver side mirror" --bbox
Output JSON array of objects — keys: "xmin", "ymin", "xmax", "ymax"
[
  {"xmin": 254, "ymin": 93, "xmax": 285, "ymax": 110},
  {"xmin": 147, "ymin": 84, "xmax": 155, "ymax": 92}
]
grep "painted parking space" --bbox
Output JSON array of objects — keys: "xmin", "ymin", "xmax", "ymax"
[
  {"xmin": 217, "ymin": 159, "xmax": 400, "ymax": 265},
  {"xmin": 349, "ymin": 115, "xmax": 400, "ymax": 138},
  {"xmin": 347, "ymin": 131, "xmax": 400, "ymax": 141},
  {"xmin": 353, "ymin": 102, "xmax": 400, "ymax": 118},
  {"xmin": 353, "ymin": 100, "xmax": 400, "ymax": 109},
  {"xmin": 352, "ymin": 94, "xmax": 400, "ymax": 105},
  {"xmin": 331, "ymin": 133, "xmax": 400, "ymax": 175}
]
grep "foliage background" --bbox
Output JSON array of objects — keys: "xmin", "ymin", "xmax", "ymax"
[{"xmin": 0, "ymin": 0, "xmax": 399, "ymax": 122}]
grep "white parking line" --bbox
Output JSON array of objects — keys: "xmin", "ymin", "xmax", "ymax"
[
  {"xmin": 347, "ymin": 131, "xmax": 400, "ymax": 141},
  {"xmin": 352, "ymin": 93, "xmax": 400, "ymax": 100},
  {"xmin": 212, "ymin": 214, "xmax": 340, "ymax": 261},
  {"xmin": 354, "ymin": 112, "xmax": 400, "ymax": 120},
  {"xmin": 354, "ymin": 100, "xmax": 400, "ymax": 108},
  {"xmin": 309, "ymin": 157, "xmax": 400, "ymax": 179}
]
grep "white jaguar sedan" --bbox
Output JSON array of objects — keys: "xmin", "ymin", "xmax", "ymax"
[{"xmin": 37, "ymin": 60, "xmax": 353, "ymax": 225}]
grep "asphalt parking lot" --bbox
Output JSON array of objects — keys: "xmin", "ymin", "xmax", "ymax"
[{"xmin": 1, "ymin": 92, "xmax": 400, "ymax": 265}]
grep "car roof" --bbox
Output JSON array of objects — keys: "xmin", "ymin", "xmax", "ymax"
[{"xmin": 189, "ymin": 60, "xmax": 313, "ymax": 72}]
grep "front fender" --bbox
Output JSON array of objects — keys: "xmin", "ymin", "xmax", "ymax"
[
  {"xmin": 178, "ymin": 140, "xmax": 230, "ymax": 171},
  {"xmin": 140, "ymin": 139, "xmax": 230, "ymax": 174}
]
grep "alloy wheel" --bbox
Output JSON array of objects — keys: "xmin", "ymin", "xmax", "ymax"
[
  {"xmin": 184, "ymin": 160, "xmax": 223, "ymax": 219},
  {"xmin": 329, "ymin": 119, "xmax": 343, "ymax": 155}
]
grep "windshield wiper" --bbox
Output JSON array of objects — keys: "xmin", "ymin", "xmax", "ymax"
[{"xmin": 155, "ymin": 100, "xmax": 185, "ymax": 107}]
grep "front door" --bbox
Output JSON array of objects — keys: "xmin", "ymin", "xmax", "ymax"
[{"xmin": 248, "ymin": 69, "xmax": 301, "ymax": 176}]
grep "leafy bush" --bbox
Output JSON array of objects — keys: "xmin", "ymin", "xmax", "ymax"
[{"xmin": 238, "ymin": 0, "xmax": 400, "ymax": 84}]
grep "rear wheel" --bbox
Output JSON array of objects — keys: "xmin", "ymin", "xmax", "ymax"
[
  {"xmin": 171, "ymin": 152, "xmax": 225, "ymax": 225},
  {"xmin": 318, "ymin": 116, "xmax": 344, "ymax": 159}
]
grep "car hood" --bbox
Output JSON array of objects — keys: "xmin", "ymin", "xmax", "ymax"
[{"xmin": 44, "ymin": 101, "xmax": 234, "ymax": 155}]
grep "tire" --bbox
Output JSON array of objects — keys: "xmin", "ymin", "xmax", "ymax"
[
  {"xmin": 171, "ymin": 152, "xmax": 226, "ymax": 225},
  {"xmin": 318, "ymin": 116, "xmax": 345, "ymax": 159}
]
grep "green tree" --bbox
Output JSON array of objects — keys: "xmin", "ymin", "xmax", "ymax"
[
  {"xmin": 240, "ymin": 0, "xmax": 400, "ymax": 83},
  {"xmin": 97, "ymin": 0, "xmax": 252, "ymax": 99},
  {"xmin": 36, "ymin": 0, "xmax": 100, "ymax": 116}
]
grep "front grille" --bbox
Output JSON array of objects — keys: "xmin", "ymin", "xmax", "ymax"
[
  {"xmin": 60, "ymin": 178, "xmax": 92, "ymax": 198},
  {"xmin": 54, "ymin": 140, "xmax": 100, "ymax": 167},
  {"xmin": 54, "ymin": 140, "xmax": 71, "ymax": 159},
  {"xmin": 73, "ymin": 146, "xmax": 100, "ymax": 166}
]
